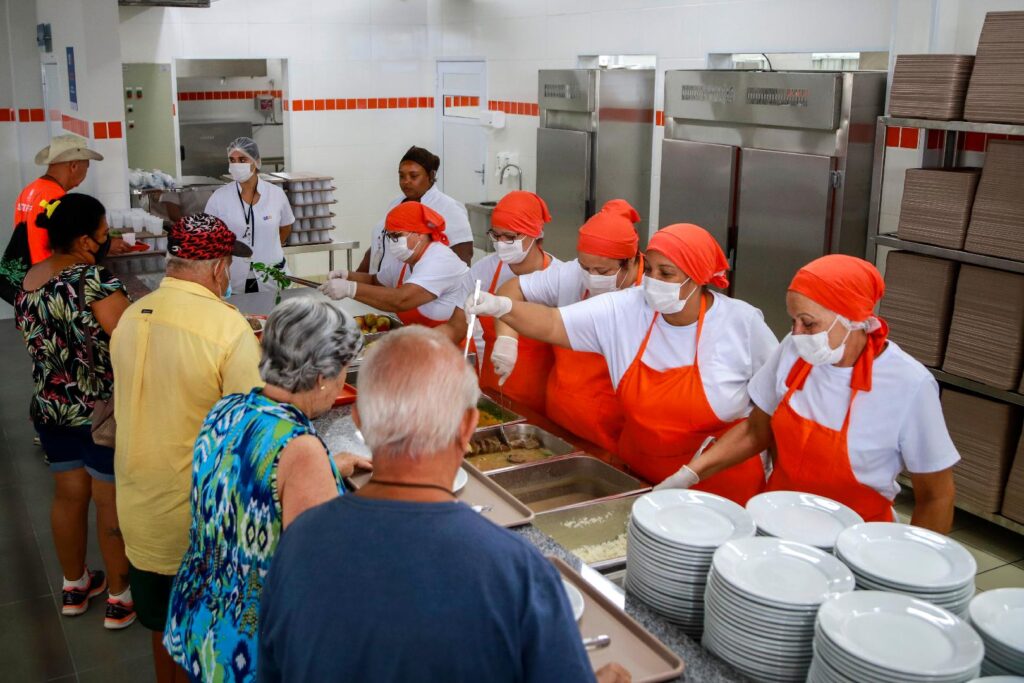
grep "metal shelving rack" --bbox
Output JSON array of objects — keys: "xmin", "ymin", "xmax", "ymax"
[{"xmin": 867, "ymin": 115, "xmax": 1024, "ymax": 534}]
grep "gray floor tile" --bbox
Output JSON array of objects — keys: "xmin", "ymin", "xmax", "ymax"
[
  {"xmin": 61, "ymin": 612, "xmax": 154, "ymax": 674},
  {"xmin": 0, "ymin": 595, "xmax": 75, "ymax": 681},
  {"xmin": 75, "ymin": 653, "xmax": 155, "ymax": 683},
  {"xmin": 0, "ymin": 527, "xmax": 51, "ymax": 607}
]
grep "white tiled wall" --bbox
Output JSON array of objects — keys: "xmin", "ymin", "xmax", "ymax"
[{"xmin": 118, "ymin": 0, "xmax": 439, "ymax": 270}]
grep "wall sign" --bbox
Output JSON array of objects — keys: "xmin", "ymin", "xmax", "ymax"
[{"xmin": 66, "ymin": 46, "xmax": 78, "ymax": 111}]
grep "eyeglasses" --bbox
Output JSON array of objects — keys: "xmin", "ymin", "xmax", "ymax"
[
  {"xmin": 486, "ymin": 230, "xmax": 525, "ymax": 244},
  {"xmin": 384, "ymin": 231, "xmax": 413, "ymax": 243}
]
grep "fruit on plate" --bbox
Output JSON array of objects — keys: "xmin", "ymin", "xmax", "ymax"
[{"xmin": 354, "ymin": 314, "xmax": 394, "ymax": 334}]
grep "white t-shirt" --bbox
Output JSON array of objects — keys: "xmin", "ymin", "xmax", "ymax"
[
  {"xmin": 747, "ymin": 336, "xmax": 961, "ymax": 499},
  {"xmin": 205, "ymin": 179, "xmax": 295, "ymax": 291},
  {"xmin": 560, "ymin": 287, "xmax": 779, "ymax": 422},
  {"xmin": 369, "ymin": 185, "xmax": 473, "ymax": 274},
  {"xmin": 519, "ymin": 259, "xmax": 588, "ymax": 307},
  {"xmin": 376, "ymin": 242, "xmax": 470, "ymax": 322}
]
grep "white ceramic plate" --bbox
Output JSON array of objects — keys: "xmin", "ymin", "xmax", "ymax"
[
  {"xmin": 631, "ymin": 490, "xmax": 755, "ymax": 548},
  {"xmin": 561, "ymin": 578, "xmax": 585, "ymax": 622},
  {"xmin": 817, "ymin": 591, "xmax": 985, "ymax": 677},
  {"xmin": 453, "ymin": 467, "xmax": 468, "ymax": 494},
  {"xmin": 713, "ymin": 537, "xmax": 855, "ymax": 606},
  {"xmin": 746, "ymin": 491, "xmax": 863, "ymax": 549},
  {"xmin": 835, "ymin": 523, "xmax": 976, "ymax": 590},
  {"xmin": 969, "ymin": 588, "xmax": 1024, "ymax": 653}
]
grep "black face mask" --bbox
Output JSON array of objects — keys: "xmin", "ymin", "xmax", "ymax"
[{"xmin": 92, "ymin": 236, "xmax": 112, "ymax": 262}]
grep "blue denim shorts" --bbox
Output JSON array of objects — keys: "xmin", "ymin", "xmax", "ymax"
[{"xmin": 35, "ymin": 424, "xmax": 115, "ymax": 482}]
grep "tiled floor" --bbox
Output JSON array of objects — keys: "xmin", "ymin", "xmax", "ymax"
[{"xmin": 0, "ymin": 318, "xmax": 1022, "ymax": 681}]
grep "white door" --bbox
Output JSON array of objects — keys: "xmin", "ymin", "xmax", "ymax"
[
  {"xmin": 41, "ymin": 61, "xmax": 62, "ymax": 139},
  {"xmin": 436, "ymin": 60, "xmax": 487, "ymax": 205}
]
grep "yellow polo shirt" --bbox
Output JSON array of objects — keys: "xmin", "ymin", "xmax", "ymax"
[{"xmin": 111, "ymin": 277, "xmax": 263, "ymax": 575}]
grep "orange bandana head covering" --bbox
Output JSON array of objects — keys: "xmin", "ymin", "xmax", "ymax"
[
  {"xmin": 490, "ymin": 191, "xmax": 551, "ymax": 238},
  {"xmin": 788, "ymin": 254, "xmax": 889, "ymax": 392},
  {"xmin": 385, "ymin": 201, "xmax": 448, "ymax": 246},
  {"xmin": 577, "ymin": 200, "xmax": 640, "ymax": 259},
  {"xmin": 599, "ymin": 199, "xmax": 640, "ymax": 224},
  {"xmin": 647, "ymin": 224, "xmax": 729, "ymax": 289}
]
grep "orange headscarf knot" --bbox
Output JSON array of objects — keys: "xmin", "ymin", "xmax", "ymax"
[
  {"xmin": 787, "ymin": 254, "xmax": 889, "ymax": 392},
  {"xmin": 385, "ymin": 201, "xmax": 449, "ymax": 246},
  {"xmin": 490, "ymin": 191, "xmax": 551, "ymax": 238},
  {"xmin": 577, "ymin": 200, "xmax": 640, "ymax": 260},
  {"xmin": 646, "ymin": 223, "xmax": 729, "ymax": 289}
]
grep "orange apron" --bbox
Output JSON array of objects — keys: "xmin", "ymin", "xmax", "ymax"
[
  {"xmin": 479, "ymin": 254, "xmax": 554, "ymax": 414},
  {"xmin": 544, "ymin": 260, "xmax": 645, "ymax": 453},
  {"xmin": 394, "ymin": 248, "xmax": 446, "ymax": 328},
  {"xmin": 616, "ymin": 294, "xmax": 766, "ymax": 504},
  {"xmin": 768, "ymin": 360, "xmax": 894, "ymax": 522}
]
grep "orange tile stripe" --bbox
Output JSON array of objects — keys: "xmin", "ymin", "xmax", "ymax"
[
  {"xmin": 884, "ymin": 126, "xmax": 1024, "ymax": 151},
  {"xmin": 178, "ymin": 89, "xmax": 283, "ymax": 102},
  {"xmin": 487, "ymin": 100, "xmax": 538, "ymax": 116},
  {"xmin": 289, "ymin": 96, "xmax": 435, "ymax": 111}
]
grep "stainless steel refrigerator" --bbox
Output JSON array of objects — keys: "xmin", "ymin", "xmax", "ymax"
[
  {"xmin": 179, "ymin": 120, "xmax": 253, "ymax": 177},
  {"xmin": 659, "ymin": 70, "xmax": 886, "ymax": 335},
  {"xmin": 536, "ymin": 69, "xmax": 655, "ymax": 260}
]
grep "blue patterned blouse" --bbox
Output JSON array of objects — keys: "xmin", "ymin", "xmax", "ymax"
[{"xmin": 163, "ymin": 389, "xmax": 344, "ymax": 682}]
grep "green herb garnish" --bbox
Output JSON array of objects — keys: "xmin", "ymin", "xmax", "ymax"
[{"xmin": 251, "ymin": 262, "xmax": 290, "ymax": 304}]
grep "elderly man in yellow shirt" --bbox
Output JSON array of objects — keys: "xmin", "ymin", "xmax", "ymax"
[{"xmin": 111, "ymin": 213, "xmax": 262, "ymax": 683}]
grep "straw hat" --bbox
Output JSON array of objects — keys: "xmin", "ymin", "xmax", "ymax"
[{"xmin": 34, "ymin": 134, "xmax": 104, "ymax": 165}]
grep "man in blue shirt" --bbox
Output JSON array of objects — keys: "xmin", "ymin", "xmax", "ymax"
[{"xmin": 258, "ymin": 327, "xmax": 630, "ymax": 683}]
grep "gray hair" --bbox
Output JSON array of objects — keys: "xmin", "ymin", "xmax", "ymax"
[
  {"xmin": 259, "ymin": 297, "xmax": 363, "ymax": 392},
  {"xmin": 165, "ymin": 254, "xmax": 222, "ymax": 276},
  {"xmin": 357, "ymin": 326, "xmax": 479, "ymax": 461}
]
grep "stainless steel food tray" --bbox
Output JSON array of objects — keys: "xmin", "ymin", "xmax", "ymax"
[
  {"xmin": 468, "ymin": 423, "xmax": 581, "ymax": 474},
  {"xmin": 489, "ymin": 456, "xmax": 649, "ymax": 514},
  {"xmin": 550, "ymin": 557, "xmax": 685, "ymax": 683},
  {"xmin": 476, "ymin": 395, "xmax": 526, "ymax": 430},
  {"xmin": 534, "ymin": 495, "xmax": 641, "ymax": 572}
]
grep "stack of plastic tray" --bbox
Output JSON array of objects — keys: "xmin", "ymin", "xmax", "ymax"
[
  {"xmin": 942, "ymin": 264, "xmax": 1024, "ymax": 391},
  {"xmin": 274, "ymin": 172, "xmax": 337, "ymax": 245},
  {"xmin": 889, "ymin": 54, "xmax": 974, "ymax": 120},
  {"xmin": 941, "ymin": 388, "xmax": 1022, "ymax": 514},
  {"xmin": 897, "ymin": 168, "xmax": 980, "ymax": 249},
  {"xmin": 879, "ymin": 251, "xmax": 959, "ymax": 367},
  {"xmin": 964, "ymin": 11, "xmax": 1024, "ymax": 125},
  {"xmin": 965, "ymin": 140, "xmax": 1024, "ymax": 261}
]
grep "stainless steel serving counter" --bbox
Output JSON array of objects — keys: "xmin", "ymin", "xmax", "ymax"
[{"xmin": 312, "ymin": 403, "xmax": 747, "ymax": 682}]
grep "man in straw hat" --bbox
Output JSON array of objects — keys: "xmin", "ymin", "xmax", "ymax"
[{"xmin": 13, "ymin": 134, "xmax": 127, "ymax": 264}]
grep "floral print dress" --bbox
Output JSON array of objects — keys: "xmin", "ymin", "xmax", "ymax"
[
  {"xmin": 163, "ymin": 389, "xmax": 345, "ymax": 683},
  {"xmin": 14, "ymin": 264, "xmax": 125, "ymax": 427}
]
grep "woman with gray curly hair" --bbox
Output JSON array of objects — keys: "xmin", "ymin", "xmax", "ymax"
[{"xmin": 162, "ymin": 296, "xmax": 370, "ymax": 682}]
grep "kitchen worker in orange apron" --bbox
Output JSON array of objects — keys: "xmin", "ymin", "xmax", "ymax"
[
  {"xmin": 446, "ymin": 191, "xmax": 559, "ymax": 414},
  {"xmin": 323, "ymin": 202, "xmax": 469, "ymax": 337},
  {"xmin": 674, "ymin": 255, "xmax": 961, "ymax": 532},
  {"xmin": 467, "ymin": 223, "xmax": 777, "ymax": 504},
  {"xmin": 491, "ymin": 199, "xmax": 644, "ymax": 452}
]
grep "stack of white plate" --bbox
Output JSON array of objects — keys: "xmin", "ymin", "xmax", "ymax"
[
  {"xmin": 835, "ymin": 522, "xmax": 977, "ymax": 617},
  {"xmin": 969, "ymin": 588, "xmax": 1024, "ymax": 676},
  {"xmin": 702, "ymin": 537, "xmax": 856, "ymax": 682},
  {"xmin": 746, "ymin": 491, "xmax": 864, "ymax": 552},
  {"xmin": 624, "ymin": 490, "xmax": 754, "ymax": 637},
  {"xmin": 809, "ymin": 591, "xmax": 985, "ymax": 682}
]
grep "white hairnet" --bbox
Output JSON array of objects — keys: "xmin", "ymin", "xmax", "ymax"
[{"xmin": 226, "ymin": 137, "xmax": 261, "ymax": 168}]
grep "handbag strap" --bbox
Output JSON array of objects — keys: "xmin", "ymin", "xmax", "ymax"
[{"xmin": 76, "ymin": 265, "xmax": 96, "ymax": 373}]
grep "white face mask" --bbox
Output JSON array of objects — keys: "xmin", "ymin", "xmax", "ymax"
[
  {"xmin": 494, "ymin": 237, "xmax": 530, "ymax": 265},
  {"xmin": 581, "ymin": 267, "xmax": 622, "ymax": 296},
  {"xmin": 229, "ymin": 162, "xmax": 254, "ymax": 183},
  {"xmin": 643, "ymin": 276, "xmax": 695, "ymax": 315},
  {"xmin": 387, "ymin": 235, "xmax": 416, "ymax": 262},
  {"xmin": 791, "ymin": 316, "xmax": 852, "ymax": 366}
]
